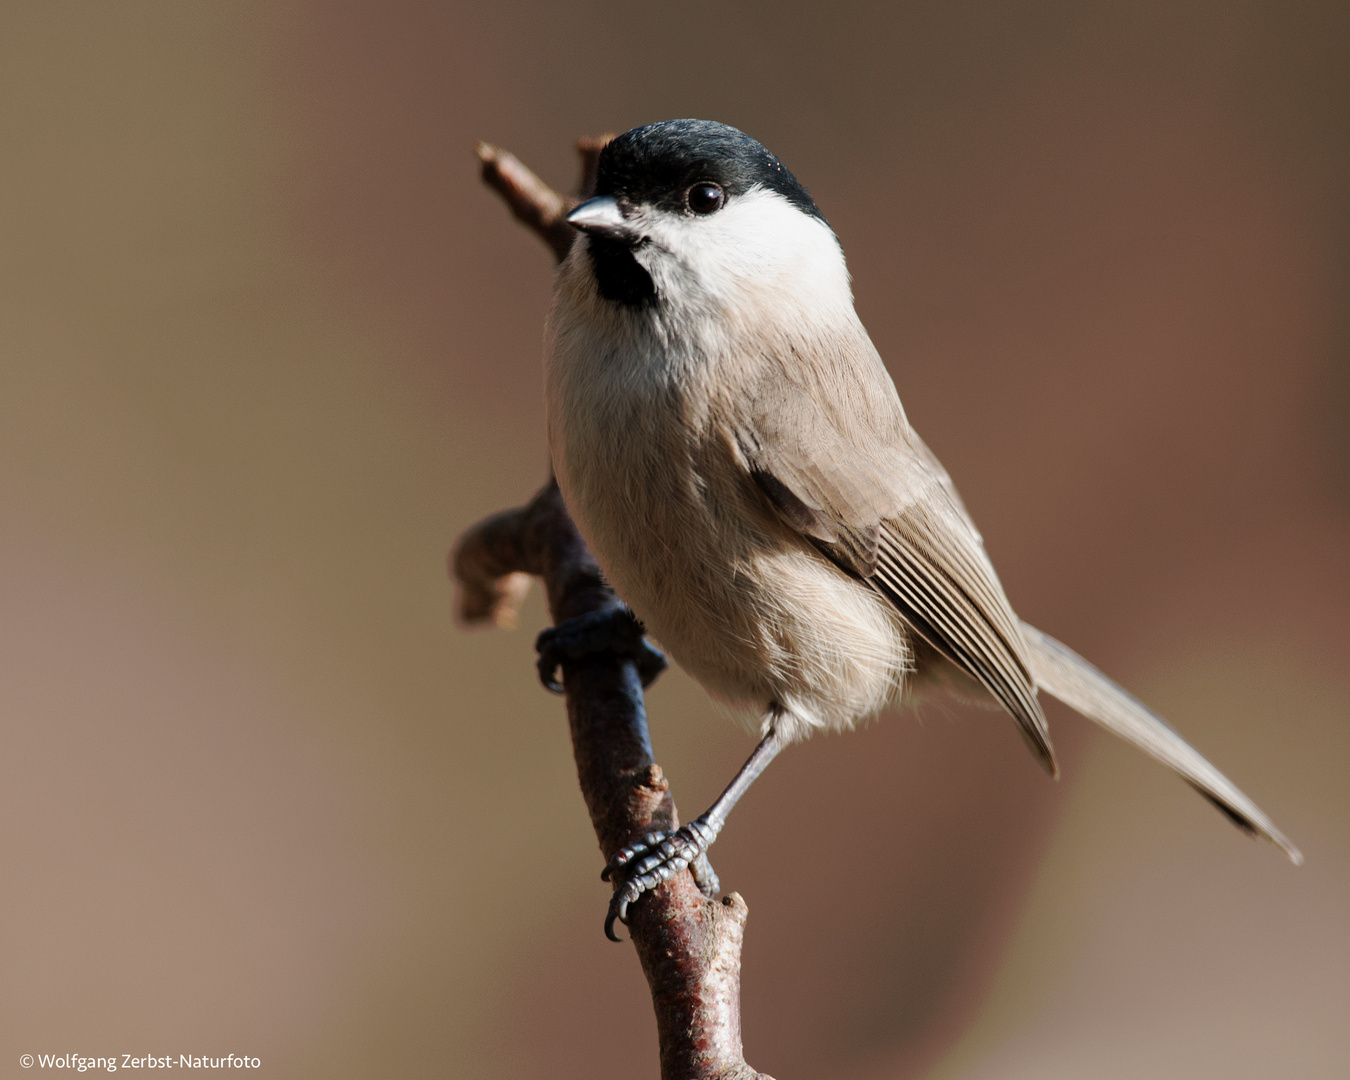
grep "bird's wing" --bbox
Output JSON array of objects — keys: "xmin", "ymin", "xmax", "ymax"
[
  {"xmin": 731, "ymin": 345, "xmax": 1056, "ymax": 775},
  {"xmin": 1019, "ymin": 622, "xmax": 1301, "ymax": 862}
]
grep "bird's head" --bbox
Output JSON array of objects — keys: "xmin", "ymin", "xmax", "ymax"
[{"xmin": 564, "ymin": 120, "xmax": 849, "ymax": 324}]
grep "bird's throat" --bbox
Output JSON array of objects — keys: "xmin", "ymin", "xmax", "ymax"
[{"xmin": 587, "ymin": 237, "xmax": 657, "ymax": 309}]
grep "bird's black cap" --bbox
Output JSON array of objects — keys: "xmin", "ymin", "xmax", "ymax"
[{"xmin": 594, "ymin": 119, "xmax": 825, "ymax": 222}]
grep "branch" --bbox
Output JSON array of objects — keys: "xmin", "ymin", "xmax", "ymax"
[
  {"xmin": 452, "ymin": 139, "xmax": 773, "ymax": 1080},
  {"xmin": 474, "ymin": 137, "xmax": 612, "ymax": 263}
]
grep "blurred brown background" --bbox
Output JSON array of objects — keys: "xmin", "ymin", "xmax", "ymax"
[{"xmin": 2, "ymin": 2, "xmax": 1347, "ymax": 1077}]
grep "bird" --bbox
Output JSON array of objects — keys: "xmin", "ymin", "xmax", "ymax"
[{"xmin": 536, "ymin": 118, "xmax": 1300, "ymax": 939}]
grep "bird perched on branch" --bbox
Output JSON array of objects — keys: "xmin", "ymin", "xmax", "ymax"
[{"xmin": 537, "ymin": 118, "xmax": 1300, "ymax": 939}]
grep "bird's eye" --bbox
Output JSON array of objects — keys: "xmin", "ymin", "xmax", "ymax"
[{"xmin": 686, "ymin": 182, "xmax": 725, "ymax": 215}]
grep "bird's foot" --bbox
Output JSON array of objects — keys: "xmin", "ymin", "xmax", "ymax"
[
  {"xmin": 601, "ymin": 815, "xmax": 722, "ymax": 941},
  {"xmin": 690, "ymin": 851, "xmax": 720, "ymax": 899},
  {"xmin": 534, "ymin": 608, "xmax": 667, "ymax": 694}
]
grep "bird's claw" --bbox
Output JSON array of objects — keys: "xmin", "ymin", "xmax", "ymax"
[
  {"xmin": 535, "ymin": 608, "xmax": 667, "ymax": 694},
  {"xmin": 601, "ymin": 816, "xmax": 722, "ymax": 940},
  {"xmin": 690, "ymin": 851, "xmax": 720, "ymax": 899}
]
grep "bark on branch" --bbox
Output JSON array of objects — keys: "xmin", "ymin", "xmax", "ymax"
[{"xmin": 452, "ymin": 140, "xmax": 772, "ymax": 1080}]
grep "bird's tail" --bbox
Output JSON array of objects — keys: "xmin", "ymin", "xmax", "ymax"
[{"xmin": 1020, "ymin": 622, "xmax": 1302, "ymax": 864}]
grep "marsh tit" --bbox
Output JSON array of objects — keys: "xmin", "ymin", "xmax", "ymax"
[{"xmin": 539, "ymin": 119, "xmax": 1299, "ymax": 938}]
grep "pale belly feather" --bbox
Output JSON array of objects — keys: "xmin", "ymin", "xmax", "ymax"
[{"xmin": 551, "ymin": 386, "xmax": 911, "ymax": 740}]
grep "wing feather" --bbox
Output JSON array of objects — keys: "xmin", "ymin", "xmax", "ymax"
[
  {"xmin": 873, "ymin": 521, "xmax": 1054, "ymax": 772},
  {"xmin": 732, "ymin": 341, "xmax": 1056, "ymax": 774}
]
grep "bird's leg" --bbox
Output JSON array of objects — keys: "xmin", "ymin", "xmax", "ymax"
[
  {"xmin": 535, "ymin": 607, "xmax": 667, "ymax": 693},
  {"xmin": 602, "ymin": 717, "xmax": 788, "ymax": 940}
]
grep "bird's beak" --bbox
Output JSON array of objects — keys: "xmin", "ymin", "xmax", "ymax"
[{"xmin": 567, "ymin": 196, "xmax": 642, "ymax": 244}]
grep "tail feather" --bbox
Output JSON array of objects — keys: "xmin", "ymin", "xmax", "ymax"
[{"xmin": 1020, "ymin": 622, "xmax": 1302, "ymax": 864}]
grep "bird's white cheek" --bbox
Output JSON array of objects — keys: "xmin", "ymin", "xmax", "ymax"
[{"xmin": 643, "ymin": 193, "xmax": 852, "ymax": 321}]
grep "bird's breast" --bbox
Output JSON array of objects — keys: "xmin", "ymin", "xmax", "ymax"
[
  {"xmin": 549, "ymin": 340, "xmax": 741, "ymax": 646},
  {"xmin": 545, "ymin": 323, "xmax": 909, "ymax": 730}
]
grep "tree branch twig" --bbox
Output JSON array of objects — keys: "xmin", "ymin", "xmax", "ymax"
[{"xmin": 451, "ymin": 138, "xmax": 772, "ymax": 1080}]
